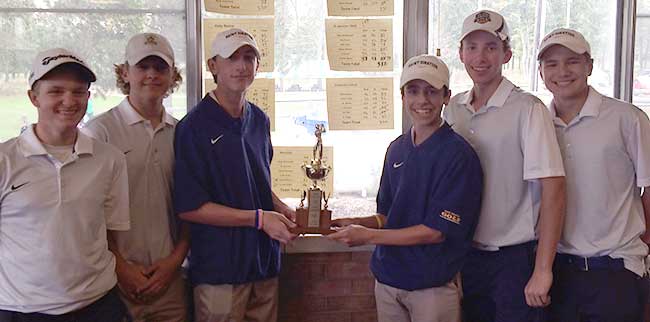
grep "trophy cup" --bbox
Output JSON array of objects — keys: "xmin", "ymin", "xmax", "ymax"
[{"xmin": 293, "ymin": 124, "xmax": 333, "ymax": 234}]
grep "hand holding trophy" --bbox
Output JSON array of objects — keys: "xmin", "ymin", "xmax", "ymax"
[{"xmin": 292, "ymin": 124, "xmax": 334, "ymax": 234}]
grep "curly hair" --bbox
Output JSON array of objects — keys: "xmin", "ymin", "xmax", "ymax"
[{"xmin": 114, "ymin": 62, "xmax": 183, "ymax": 96}]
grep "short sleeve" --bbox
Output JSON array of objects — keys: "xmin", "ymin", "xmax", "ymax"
[
  {"xmin": 521, "ymin": 101, "xmax": 565, "ymax": 180},
  {"xmin": 424, "ymin": 150, "xmax": 483, "ymax": 241},
  {"xmin": 105, "ymin": 153, "xmax": 130, "ymax": 231},
  {"xmin": 376, "ymin": 147, "xmax": 393, "ymax": 216},
  {"xmin": 173, "ymin": 121, "xmax": 213, "ymax": 214},
  {"xmin": 626, "ymin": 108, "xmax": 650, "ymax": 187}
]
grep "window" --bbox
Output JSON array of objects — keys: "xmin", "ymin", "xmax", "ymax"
[
  {"xmin": 201, "ymin": 0, "xmax": 404, "ymax": 215},
  {"xmin": 0, "ymin": 0, "xmax": 187, "ymax": 142},
  {"xmin": 428, "ymin": 0, "xmax": 617, "ymax": 105},
  {"xmin": 634, "ymin": 0, "xmax": 650, "ymax": 113}
]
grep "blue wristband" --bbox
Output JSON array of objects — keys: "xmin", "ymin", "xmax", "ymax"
[{"xmin": 254, "ymin": 209, "xmax": 260, "ymax": 229}]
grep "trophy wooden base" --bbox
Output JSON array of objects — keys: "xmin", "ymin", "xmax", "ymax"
[{"xmin": 291, "ymin": 208, "xmax": 334, "ymax": 235}]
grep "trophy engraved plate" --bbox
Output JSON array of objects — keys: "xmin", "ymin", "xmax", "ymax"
[{"xmin": 293, "ymin": 124, "xmax": 333, "ymax": 235}]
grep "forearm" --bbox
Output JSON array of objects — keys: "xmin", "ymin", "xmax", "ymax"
[
  {"xmin": 347, "ymin": 214, "xmax": 386, "ymax": 229},
  {"xmin": 369, "ymin": 224, "xmax": 444, "ymax": 246},
  {"xmin": 168, "ymin": 223, "xmax": 190, "ymax": 265},
  {"xmin": 108, "ymin": 230, "xmax": 129, "ymax": 270},
  {"xmin": 272, "ymin": 191, "xmax": 290, "ymax": 212},
  {"xmin": 535, "ymin": 176, "xmax": 566, "ymax": 272},
  {"xmin": 179, "ymin": 202, "xmax": 255, "ymax": 228}
]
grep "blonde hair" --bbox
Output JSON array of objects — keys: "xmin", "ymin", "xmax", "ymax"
[{"xmin": 114, "ymin": 62, "xmax": 183, "ymax": 96}]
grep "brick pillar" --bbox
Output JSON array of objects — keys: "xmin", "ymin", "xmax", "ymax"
[{"xmin": 279, "ymin": 251, "xmax": 377, "ymax": 322}]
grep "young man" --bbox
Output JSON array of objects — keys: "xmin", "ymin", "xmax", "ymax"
[
  {"xmin": 538, "ymin": 28, "xmax": 650, "ymax": 322},
  {"xmin": 328, "ymin": 54, "xmax": 483, "ymax": 322},
  {"xmin": 173, "ymin": 28, "xmax": 296, "ymax": 322},
  {"xmin": 443, "ymin": 10, "xmax": 566, "ymax": 322},
  {"xmin": 0, "ymin": 48, "xmax": 130, "ymax": 321},
  {"xmin": 83, "ymin": 33, "xmax": 189, "ymax": 322}
]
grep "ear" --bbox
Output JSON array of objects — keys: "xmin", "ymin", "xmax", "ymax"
[
  {"xmin": 443, "ymin": 89, "xmax": 451, "ymax": 105},
  {"xmin": 207, "ymin": 57, "xmax": 219, "ymax": 81},
  {"xmin": 459, "ymin": 47, "xmax": 465, "ymax": 64},
  {"xmin": 27, "ymin": 89, "xmax": 40, "ymax": 108},
  {"xmin": 503, "ymin": 48, "xmax": 513, "ymax": 64},
  {"xmin": 538, "ymin": 63, "xmax": 545, "ymax": 82},
  {"xmin": 587, "ymin": 58, "xmax": 594, "ymax": 76}
]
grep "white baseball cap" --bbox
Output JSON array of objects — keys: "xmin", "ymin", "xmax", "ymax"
[
  {"xmin": 400, "ymin": 54, "xmax": 450, "ymax": 90},
  {"xmin": 537, "ymin": 28, "xmax": 591, "ymax": 60},
  {"xmin": 210, "ymin": 28, "xmax": 260, "ymax": 60},
  {"xmin": 29, "ymin": 48, "xmax": 96, "ymax": 87},
  {"xmin": 460, "ymin": 9, "xmax": 510, "ymax": 42},
  {"xmin": 125, "ymin": 32, "xmax": 175, "ymax": 66}
]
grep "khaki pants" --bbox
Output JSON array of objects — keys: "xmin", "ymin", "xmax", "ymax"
[
  {"xmin": 121, "ymin": 274, "xmax": 188, "ymax": 322},
  {"xmin": 193, "ymin": 277, "xmax": 278, "ymax": 322},
  {"xmin": 375, "ymin": 275, "xmax": 462, "ymax": 322}
]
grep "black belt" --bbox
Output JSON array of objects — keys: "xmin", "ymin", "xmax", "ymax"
[{"xmin": 556, "ymin": 253, "xmax": 625, "ymax": 272}]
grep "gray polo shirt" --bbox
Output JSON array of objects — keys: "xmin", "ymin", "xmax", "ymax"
[
  {"xmin": 551, "ymin": 87, "xmax": 650, "ymax": 276},
  {"xmin": 443, "ymin": 77, "xmax": 565, "ymax": 248},
  {"xmin": 83, "ymin": 98, "xmax": 178, "ymax": 266}
]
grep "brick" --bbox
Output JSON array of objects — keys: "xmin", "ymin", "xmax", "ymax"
[
  {"xmin": 285, "ymin": 252, "xmax": 352, "ymax": 263},
  {"xmin": 298, "ymin": 312, "xmax": 352, "ymax": 322},
  {"xmin": 280, "ymin": 262, "xmax": 326, "ymax": 280},
  {"xmin": 303, "ymin": 280, "xmax": 352, "ymax": 296},
  {"xmin": 280, "ymin": 296, "xmax": 328, "ymax": 314},
  {"xmin": 351, "ymin": 279, "xmax": 375, "ymax": 294},
  {"xmin": 351, "ymin": 310, "xmax": 377, "ymax": 322},
  {"xmin": 327, "ymin": 295, "xmax": 376, "ymax": 311},
  {"xmin": 326, "ymin": 261, "xmax": 372, "ymax": 279},
  {"xmin": 350, "ymin": 251, "xmax": 373, "ymax": 262}
]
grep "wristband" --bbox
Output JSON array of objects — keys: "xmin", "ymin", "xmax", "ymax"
[
  {"xmin": 374, "ymin": 215, "xmax": 383, "ymax": 229},
  {"xmin": 254, "ymin": 209, "xmax": 260, "ymax": 229},
  {"xmin": 257, "ymin": 209, "xmax": 264, "ymax": 230}
]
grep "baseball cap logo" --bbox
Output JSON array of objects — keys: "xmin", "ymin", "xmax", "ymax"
[
  {"xmin": 407, "ymin": 60, "xmax": 438, "ymax": 69},
  {"xmin": 144, "ymin": 35, "xmax": 158, "ymax": 46},
  {"xmin": 474, "ymin": 11, "xmax": 491, "ymax": 24},
  {"xmin": 225, "ymin": 30, "xmax": 253, "ymax": 40},
  {"xmin": 543, "ymin": 30, "xmax": 576, "ymax": 42},
  {"xmin": 41, "ymin": 54, "xmax": 84, "ymax": 66}
]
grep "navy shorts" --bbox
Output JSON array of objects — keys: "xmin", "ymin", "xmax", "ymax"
[
  {"xmin": 549, "ymin": 255, "xmax": 649, "ymax": 322},
  {"xmin": 461, "ymin": 240, "xmax": 547, "ymax": 322},
  {"xmin": 0, "ymin": 287, "xmax": 129, "ymax": 322}
]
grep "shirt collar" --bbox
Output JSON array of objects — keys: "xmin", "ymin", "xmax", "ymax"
[
  {"xmin": 19, "ymin": 125, "xmax": 94, "ymax": 157},
  {"xmin": 118, "ymin": 97, "xmax": 176, "ymax": 127},
  {"xmin": 460, "ymin": 77, "xmax": 515, "ymax": 111},
  {"xmin": 550, "ymin": 86, "xmax": 602, "ymax": 125}
]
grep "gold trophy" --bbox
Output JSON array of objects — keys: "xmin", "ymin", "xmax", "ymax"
[{"xmin": 293, "ymin": 124, "xmax": 333, "ymax": 234}]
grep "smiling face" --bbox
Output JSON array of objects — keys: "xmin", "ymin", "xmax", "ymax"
[
  {"xmin": 539, "ymin": 45, "xmax": 592, "ymax": 101},
  {"xmin": 28, "ymin": 66, "xmax": 90, "ymax": 135},
  {"xmin": 402, "ymin": 79, "xmax": 450, "ymax": 130},
  {"xmin": 208, "ymin": 45, "xmax": 259, "ymax": 94},
  {"xmin": 123, "ymin": 55, "xmax": 174, "ymax": 101},
  {"xmin": 459, "ymin": 31, "xmax": 512, "ymax": 88}
]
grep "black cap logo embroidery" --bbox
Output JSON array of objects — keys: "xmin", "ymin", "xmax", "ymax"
[{"xmin": 474, "ymin": 11, "xmax": 491, "ymax": 24}]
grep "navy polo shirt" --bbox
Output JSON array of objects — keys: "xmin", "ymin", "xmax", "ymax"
[
  {"xmin": 371, "ymin": 123, "xmax": 483, "ymax": 291},
  {"xmin": 173, "ymin": 95, "xmax": 279, "ymax": 285}
]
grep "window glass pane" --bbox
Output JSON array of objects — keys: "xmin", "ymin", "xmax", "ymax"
[
  {"xmin": 0, "ymin": 9, "xmax": 187, "ymax": 142},
  {"xmin": 634, "ymin": 0, "xmax": 650, "ymax": 113},
  {"xmin": 3, "ymin": 0, "xmax": 184, "ymax": 10},
  {"xmin": 202, "ymin": 0, "xmax": 403, "ymax": 214},
  {"xmin": 429, "ymin": 0, "xmax": 616, "ymax": 104}
]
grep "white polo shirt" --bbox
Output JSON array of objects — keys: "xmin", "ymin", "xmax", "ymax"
[
  {"xmin": 83, "ymin": 98, "xmax": 178, "ymax": 266},
  {"xmin": 551, "ymin": 87, "xmax": 650, "ymax": 276},
  {"xmin": 0, "ymin": 126, "xmax": 129, "ymax": 314},
  {"xmin": 443, "ymin": 77, "xmax": 565, "ymax": 248}
]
